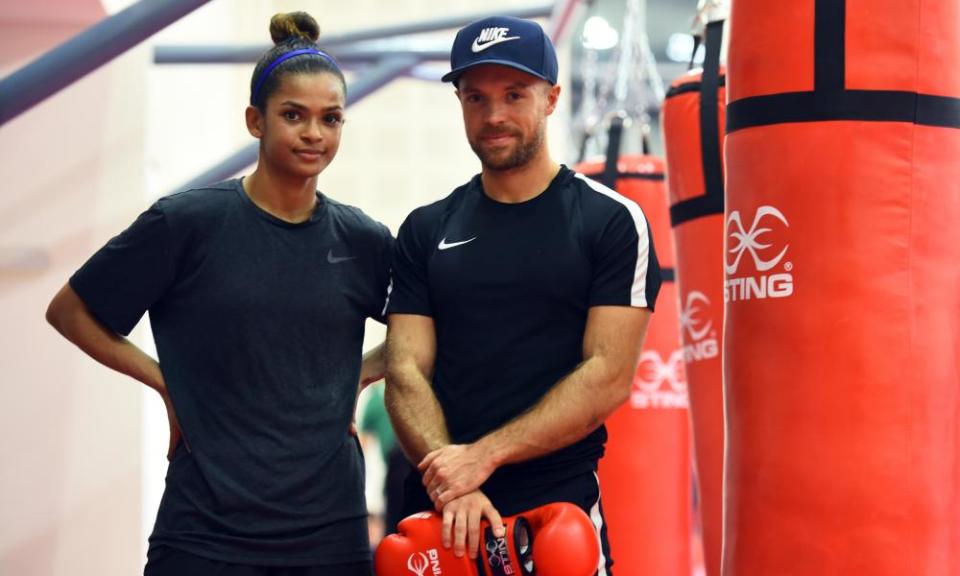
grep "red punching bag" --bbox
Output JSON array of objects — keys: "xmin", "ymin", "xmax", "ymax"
[
  {"xmin": 661, "ymin": 18, "xmax": 727, "ymax": 576},
  {"xmin": 723, "ymin": 1, "xmax": 960, "ymax": 574},
  {"xmin": 577, "ymin": 144, "xmax": 692, "ymax": 576}
]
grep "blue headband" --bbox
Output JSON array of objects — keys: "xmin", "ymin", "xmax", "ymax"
[{"xmin": 250, "ymin": 48, "xmax": 340, "ymax": 105}]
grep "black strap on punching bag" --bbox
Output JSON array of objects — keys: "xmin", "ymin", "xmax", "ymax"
[
  {"xmin": 600, "ymin": 115, "xmax": 624, "ymax": 191},
  {"xmin": 697, "ymin": 20, "xmax": 725, "ymax": 212},
  {"xmin": 669, "ymin": 18, "xmax": 725, "ymax": 227},
  {"xmin": 727, "ymin": 0, "xmax": 960, "ymax": 132},
  {"xmin": 688, "ymin": 33, "xmax": 702, "ymax": 71}
]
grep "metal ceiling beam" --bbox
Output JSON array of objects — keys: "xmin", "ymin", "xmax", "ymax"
[
  {"xmin": 156, "ymin": 45, "xmax": 450, "ymax": 66},
  {"xmin": 0, "ymin": 0, "xmax": 212, "ymax": 126},
  {"xmin": 154, "ymin": 3, "xmax": 552, "ymax": 64}
]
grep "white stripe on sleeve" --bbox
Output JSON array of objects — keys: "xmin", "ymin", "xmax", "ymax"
[
  {"xmin": 575, "ymin": 173, "xmax": 652, "ymax": 308},
  {"xmin": 380, "ymin": 277, "xmax": 394, "ymax": 317}
]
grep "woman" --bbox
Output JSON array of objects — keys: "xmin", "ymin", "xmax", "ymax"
[{"xmin": 45, "ymin": 12, "xmax": 389, "ymax": 576}]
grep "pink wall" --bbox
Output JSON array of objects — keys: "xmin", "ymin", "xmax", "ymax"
[{"xmin": 1, "ymin": 2, "xmax": 145, "ymax": 574}]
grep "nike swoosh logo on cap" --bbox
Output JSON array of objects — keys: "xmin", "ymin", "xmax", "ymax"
[
  {"xmin": 438, "ymin": 237, "xmax": 477, "ymax": 250},
  {"xmin": 471, "ymin": 36, "xmax": 520, "ymax": 53},
  {"xmin": 327, "ymin": 249, "xmax": 356, "ymax": 263}
]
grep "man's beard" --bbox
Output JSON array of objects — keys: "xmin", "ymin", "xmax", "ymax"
[{"xmin": 469, "ymin": 121, "xmax": 545, "ymax": 172}]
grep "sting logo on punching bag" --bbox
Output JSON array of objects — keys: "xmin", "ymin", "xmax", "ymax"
[
  {"xmin": 631, "ymin": 350, "xmax": 688, "ymax": 409},
  {"xmin": 679, "ymin": 291, "xmax": 719, "ymax": 363},
  {"xmin": 724, "ymin": 205, "xmax": 795, "ymax": 303}
]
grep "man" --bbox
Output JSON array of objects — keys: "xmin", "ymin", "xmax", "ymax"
[{"xmin": 383, "ymin": 16, "xmax": 661, "ymax": 575}]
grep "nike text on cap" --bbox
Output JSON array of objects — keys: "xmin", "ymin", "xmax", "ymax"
[{"xmin": 442, "ymin": 16, "xmax": 559, "ymax": 86}]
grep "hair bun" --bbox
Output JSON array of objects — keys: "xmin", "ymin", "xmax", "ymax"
[{"xmin": 269, "ymin": 12, "xmax": 320, "ymax": 44}]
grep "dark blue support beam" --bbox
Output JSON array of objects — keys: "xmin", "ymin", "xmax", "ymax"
[
  {"xmin": 156, "ymin": 45, "xmax": 450, "ymax": 66},
  {"xmin": 0, "ymin": 0, "xmax": 212, "ymax": 126},
  {"xmin": 333, "ymin": 46, "xmax": 448, "ymax": 64},
  {"xmin": 154, "ymin": 3, "xmax": 552, "ymax": 64},
  {"xmin": 168, "ymin": 55, "xmax": 420, "ymax": 195}
]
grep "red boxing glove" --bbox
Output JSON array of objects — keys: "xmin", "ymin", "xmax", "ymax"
[
  {"xmin": 374, "ymin": 502, "xmax": 600, "ymax": 576},
  {"xmin": 375, "ymin": 511, "xmax": 476, "ymax": 576},
  {"xmin": 514, "ymin": 502, "xmax": 601, "ymax": 576}
]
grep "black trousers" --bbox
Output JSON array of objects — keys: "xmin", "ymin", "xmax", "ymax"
[
  {"xmin": 144, "ymin": 546, "xmax": 372, "ymax": 576},
  {"xmin": 384, "ymin": 444, "xmax": 411, "ymax": 534}
]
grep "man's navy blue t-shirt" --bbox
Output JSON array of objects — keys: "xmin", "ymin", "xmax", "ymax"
[
  {"xmin": 386, "ymin": 166, "xmax": 661, "ymax": 516},
  {"xmin": 70, "ymin": 179, "xmax": 392, "ymax": 565}
]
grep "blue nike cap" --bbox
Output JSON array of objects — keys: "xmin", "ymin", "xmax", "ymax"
[{"xmin": 442, "ymin": 16, "xmax": 559, "ymax": 86}]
